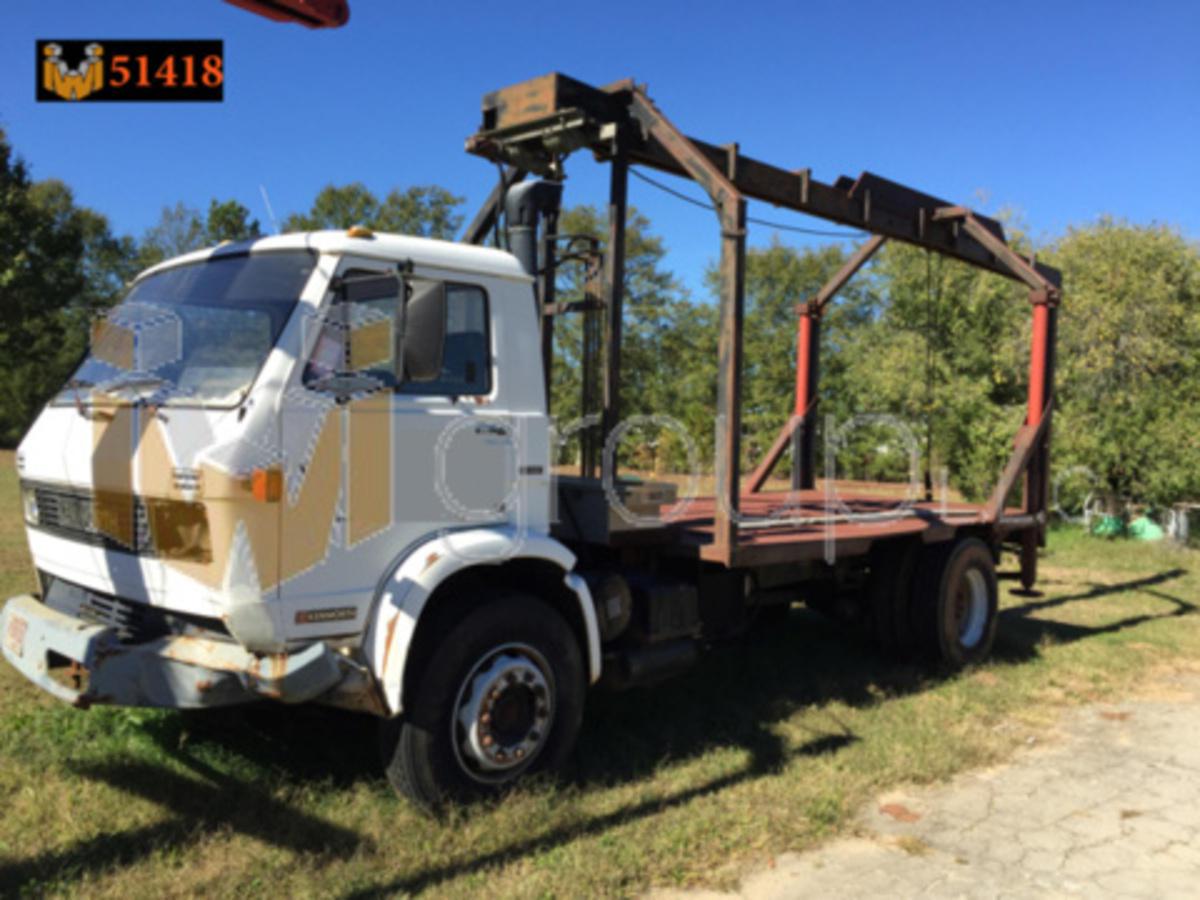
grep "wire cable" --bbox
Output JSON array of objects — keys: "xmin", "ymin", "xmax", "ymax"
[{"xmin": 629, "ymin": 167, "xmax": 870, "ymax": 239}]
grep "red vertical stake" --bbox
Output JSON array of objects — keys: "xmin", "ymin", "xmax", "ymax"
[
  {"xmin": 1027, "ymin": 301, "xmax": 1050, "ymax": 427},
  {"xmin": 1021, "ymin": 293, "xmax": 1055, "ymax": 590},
  {"xmin": 794, "ymin": 312, "xmax": 814, "ymax": 417},
  {"xmin": 792, "ymin": 308, "xmax": 819, "ymax": 490}
]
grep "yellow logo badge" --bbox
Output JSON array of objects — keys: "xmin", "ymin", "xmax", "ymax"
[{"xmin": 42, "ymin": 42, "xmax": 105, "ymax": 101}]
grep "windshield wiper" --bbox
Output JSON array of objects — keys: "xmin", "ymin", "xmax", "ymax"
[
  {"xmin": 65, "ymin": 378, "xmax": 94, "ymax": 419},
  {"xmin": 103, "ymin": 374, "xmax": 169, "ymax": 393},
  {"xmin": 101, "ymin": 374, "xmax": 173, "ymax": 405}
]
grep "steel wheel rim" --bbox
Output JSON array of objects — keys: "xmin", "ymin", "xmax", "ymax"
[
  {"xmin": 451, "ymin": 642, "xmax": 555, "ymax": 784},
  {"xmin": 956, "ymin": 567, "xmax": 989, "ymax": 648}
]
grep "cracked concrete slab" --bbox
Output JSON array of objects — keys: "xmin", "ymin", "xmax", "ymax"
[{"xmin": 653, "ymin": 672, "xmax": 1200, "ymax": 899}]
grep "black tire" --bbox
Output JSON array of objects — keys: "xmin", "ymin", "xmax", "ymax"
[
  {"xmin": 802, "ymin": 582, "xmax": 839, "ymax": 619},
  {"xmin": 912, "ymin": 537, "xmax": 998, "ymax": 667},
  {"xmin": 754, "ymin": 600, "xmax": 793, "ymax": 629},
  {"xmin": 865, "ymin": 541, "xmax": 919, "ymax": 656},
  {"xmin": 380, "ymin": 591, "xmax": 585, "ymax": 812}
]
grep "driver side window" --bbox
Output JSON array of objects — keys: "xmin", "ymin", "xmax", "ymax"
[
  {"xmin": 301, "ymin": 270, "xmax": 490, "ymax": 398},
  {"xmin": 303, "ymin": 268, "xmax": 399, "ymax": 393}
]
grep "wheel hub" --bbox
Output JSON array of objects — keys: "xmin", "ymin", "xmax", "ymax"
[
  {"xmin": 454, "ymin": 646, "xmax": 553, "ymax": 779},
  {"xmin": 955, "ymin": 568, "xmax": 989, "ymax": 648}
]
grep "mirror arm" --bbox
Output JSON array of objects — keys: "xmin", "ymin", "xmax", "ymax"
[{"xmin": 395, "ymin": 260, "xmax": 411, "ymax": 385}]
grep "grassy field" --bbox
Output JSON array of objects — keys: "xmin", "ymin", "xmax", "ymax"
[{"xmin": 1, "ymin": 449, "xmax": 1198, "ymax": 897}]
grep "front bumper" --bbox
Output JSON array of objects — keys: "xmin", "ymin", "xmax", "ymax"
[{"xmin": 0, "ymin": 594, "xmax": 348, "ymax": 709}]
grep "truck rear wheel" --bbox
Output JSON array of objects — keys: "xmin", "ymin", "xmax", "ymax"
[
  {"xmin": 865, "ymin": 541, "xmax": 919, "ymax": 656},
  {"xmin": 912, "ymin": 537, "xmax": 998, "ymax": 667},
  {"xmin": 380, "ymin": 592, "xmax": 585, "ymax": 812}
]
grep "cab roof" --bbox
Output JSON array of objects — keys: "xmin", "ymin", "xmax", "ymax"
[{"xmin": 138, "ymin": 230, "xmax": 530, "ymax": 282}]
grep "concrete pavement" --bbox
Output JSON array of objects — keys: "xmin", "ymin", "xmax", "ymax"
[{"xmin": 656, "ymin": 672, "xmax": 1200, "ymax": 899}]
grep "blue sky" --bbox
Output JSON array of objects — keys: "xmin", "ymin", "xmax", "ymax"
[{"xmin": 3, "ymin": 0, "xmax": 1197, "ymax": 297}]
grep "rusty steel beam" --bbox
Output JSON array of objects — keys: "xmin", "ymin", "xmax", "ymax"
[
  {"xmin": 627, "ymin": 89, "xmax": 747, "ymax": 562},
  {"xmin": 620, "ymin": 139, "xmax": 1061, "ymax": 288},
  {"xmin": 746, "ymin": 415, "xmax": 800, "ymax": 494},
  {"xmin": 601, "ymin": 139, "xmax": 629, "ymax": 483},
  {"xmin": 983, "ymin": 404, "xmax": 1053, "ymax": 524},
  {"xmin": 809, "ymin": 235, "xmax": 887, "ymax": 313},
  {"xmin": 462, "ymin": 166, "xmax": 526, "ymax": 246},
  {"xmin": 933, "ymin": 207, "xmax": 1058, "ymax": 293},
  {"xmin": 466, "ymin": 74, "xmax": 1061, "ymax": 288},
  {"xmin": 626, "ymin": 91, "xmax": 741, "ymax": 233},
  {"xmin": 712, "ymin": 197, "xmax": 748, "ymax": 561}
]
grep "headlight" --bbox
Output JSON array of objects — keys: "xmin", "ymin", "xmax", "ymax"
[{"xmin": 21, "ymin": 487, "xmax": 38, "ymax": 526}]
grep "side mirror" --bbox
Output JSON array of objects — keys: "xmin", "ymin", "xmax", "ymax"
[{"xmin": 403, "ymin": 279, "xmax": 445, "ymax": 382}]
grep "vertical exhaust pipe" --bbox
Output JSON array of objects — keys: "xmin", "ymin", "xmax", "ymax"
[{"xmin": 504, "ymin": 180, "xmax": 563, "ymax": 276}]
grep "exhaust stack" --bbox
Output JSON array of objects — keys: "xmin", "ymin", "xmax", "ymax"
[{"xmin": 504, "ymin": 180, "xmax": 563, "ymax": 276}]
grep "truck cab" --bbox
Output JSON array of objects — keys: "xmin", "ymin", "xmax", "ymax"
[{"xmin": 2, "ymin": 230, "xmax": 601, "ymax": 807}]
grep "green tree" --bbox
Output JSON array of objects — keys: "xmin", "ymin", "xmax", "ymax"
[
  {"xmin": 138, "ymin": 198, "xmax": 263, "ymax": 268},
  {"xmin": 205, "ymin": 198, "xmax": 260, "ymax": 243},
  {"xmin": 138, "ymin": 201, "xmax": 205, "ymax": 267},
  {"xmin": 1045, "ymin": 219, "xmax": 1200, "ymax": 508},
  {"xmin": 836, "ymin": 240, "xmax": 1030, "ymax": 498},
  {"xmin": 549, "ymin": 205, "xmax": 712, "ymax": 471},
  {"xmin": 725, "ymin": 239, "xmax": 878, "ymax": 476},
  {"xmin": 0, "ymin": 133, "xmax": 135, "ymax": 444},
  {"xmin": 283, "ymin": 183, "xmax": 463, "ymax": 238}
]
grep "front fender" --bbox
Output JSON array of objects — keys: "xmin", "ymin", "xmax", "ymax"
[{"xmin": 366, "ymin": 526, "xmax": 601, "ymax": 715}]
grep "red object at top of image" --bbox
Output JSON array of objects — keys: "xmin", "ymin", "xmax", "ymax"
[{"xmin": 223, "ymin": 0, "xmax": 349, "ymax": 28}]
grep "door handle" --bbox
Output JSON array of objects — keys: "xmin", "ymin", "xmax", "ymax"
[{"xmin": 474, "ymin": 422, "xmax": 510, "ymax": 437}]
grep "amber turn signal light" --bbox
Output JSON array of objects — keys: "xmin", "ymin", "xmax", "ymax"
[{"xmin": 251, "ymin": 468, "xmax": 283, "ymax": 502}]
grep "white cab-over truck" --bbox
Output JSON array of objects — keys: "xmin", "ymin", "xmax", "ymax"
[{"xmin": 3, "ymin": 232, "xmax": 605, "ymax": 808}]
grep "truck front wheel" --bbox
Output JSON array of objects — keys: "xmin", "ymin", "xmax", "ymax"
[{"xmin": 380, "ymin": 592, "xmax": 585, "ymax": 811}]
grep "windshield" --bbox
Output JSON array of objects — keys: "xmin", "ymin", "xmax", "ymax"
[{"xmin": 60, "ymin": 251, "xmax": 316, "ymax": 407}]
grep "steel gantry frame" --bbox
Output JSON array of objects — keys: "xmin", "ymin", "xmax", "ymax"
[{"xmin": 462, "ymin": 73, "xmax": 1061, "ymax": 587}]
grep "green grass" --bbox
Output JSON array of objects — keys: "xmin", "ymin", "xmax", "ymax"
[{"xmin": 1, "ymin": 448, "xmax": 1198, "ymax": 897}]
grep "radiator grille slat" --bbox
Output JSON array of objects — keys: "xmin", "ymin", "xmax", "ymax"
[{"xmin": 33, "ymin": 485, "xmax": 153, "ymax": 553}]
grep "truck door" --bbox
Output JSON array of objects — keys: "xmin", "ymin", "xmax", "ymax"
[
  {"xmin": 278, "ymin": 262, "xmax": 515, "ymax": 640},
  {"xmin": 394, "ymin": 278, "xmax": 517, "ymax": 543}
]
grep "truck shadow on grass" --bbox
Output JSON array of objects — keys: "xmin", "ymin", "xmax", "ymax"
[
  {"xmin": 1, "ymin": 567, "xmax": 1191, "ymax": 894},
  {"xmin": 993, "ymin": 567, "xmax": 1192, "ymax": 659}
]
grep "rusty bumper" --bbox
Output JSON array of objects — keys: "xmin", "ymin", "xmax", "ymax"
[{"xmin": 0, "ymin": 594, "xmax": 347, "ymax": 709}]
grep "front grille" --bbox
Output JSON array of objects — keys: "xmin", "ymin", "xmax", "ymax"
[
  {"xmin": 33, "ymin": 484, "xmax": 152, "ymax": 553},
  {"xmin": 41, "ymin": 573, "xmax": 230, "ymax": 644},
  {"xmin": 75, "ymin": 589, "xmax": 172, "ymax": 643}
]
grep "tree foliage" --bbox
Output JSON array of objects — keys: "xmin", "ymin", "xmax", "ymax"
[
  {"xmin": 1046, "ymin": 219, "xmax": 1200, "ymax": 507},
  {"xmin": 282, "ymin": 183, "xmax": 464, "ymax": 238},
  {"xmin": 549, "ymin": 205, "xmax": 713, "ymax": 470},
  {"xmin": 138, "ymin": 198, "xmax": 262, "ymax": 268},
  {"xmin": 0, "ymin": 133, "xmax": 136, "ymax": 444}
]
